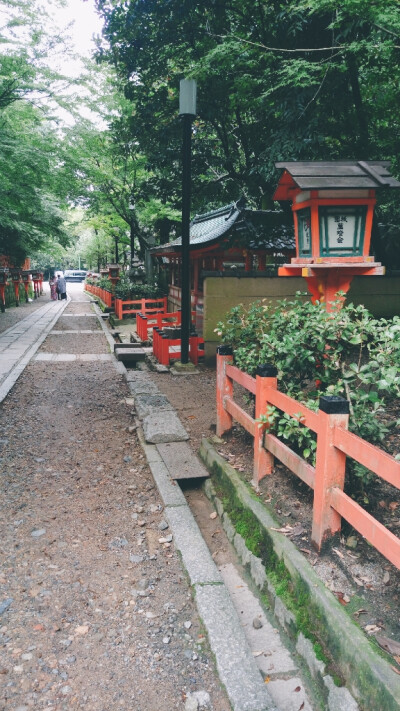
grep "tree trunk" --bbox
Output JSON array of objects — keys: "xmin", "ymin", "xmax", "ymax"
[{"xmin": 346, "ymin": 54, "xmax": 369, "ymax": 153}]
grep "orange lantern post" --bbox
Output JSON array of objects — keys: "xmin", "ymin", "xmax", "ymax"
[
  {"xmin": 274, "ymin": 161, "xmax": 400, "ymax": 310},
  {"xmin": 31, "ymin": 271, "xmax": 40, "ymax": 299},
  {"xmin": 21, "ymin": 270, "xmax": 32, "ymax": 302},
  {"xmin": 10, "ymin": 268, "xmax": 22, "ymax": 307},
  {"xmin": 0, "ymin": 269, "xmax": 8, "ymax": 312}
]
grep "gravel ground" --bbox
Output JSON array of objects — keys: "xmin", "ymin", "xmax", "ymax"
[{"xmin": 0, "ymin": 290, "xmax": 231, "ymax": 711}]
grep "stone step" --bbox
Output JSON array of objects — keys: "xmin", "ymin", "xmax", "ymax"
[{"xmin": 115, "ymin": 347, "xmax": 146, "ymax": 363}]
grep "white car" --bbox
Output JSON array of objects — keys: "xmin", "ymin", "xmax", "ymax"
[{"xmin": 64, "ymin": 270, "xmax": 87, "ymax": 282}]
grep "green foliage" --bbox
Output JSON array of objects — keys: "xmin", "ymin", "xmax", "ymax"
[
  {"xmin": 95, "ymin": 0, "xmax": 400, "ymax": 263},
  {"xmin": 217, "ymin": 295, "xmax": 400, "ymax": 493}
]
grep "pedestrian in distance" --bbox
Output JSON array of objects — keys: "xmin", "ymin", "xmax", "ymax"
[
  {"xmin": 57, "ymin": 274, "xmax": 67, "ymax": 300},
  {"xmin": 49, "ymin": 274, "xmax": 58, "ymax": 301}
]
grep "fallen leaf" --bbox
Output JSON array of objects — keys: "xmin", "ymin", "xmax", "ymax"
[
  {"xmin": 270, "ymin": 525, "xmax": 293, "ymax": 535},
  {"xmin": 264, "ymin": 676, "xmax": 270, "ymax": 684},
  {"xmin": 253, "ymin": 651, "xmax": 264, "ymax": 657},
  {"xmin": 390, "ymin": 665, "xmax": 400, "ymax": 675},
  {"xmin": 389, "ymin": 502, "xmax": 399, "ymax": 511},
  {"xmin": 211, "ymin": 529, "xmax": 221, "ymax": 537},
  {"xmin": 375, "ymin": 635, "xmax": 400, "ymax": 656},
  {"xmin": 209, "ymin": 512, "xmax": 218, "ymax": 520},
  {"xmin": 294, "ymin": 685, "xmax": 301, "ymax": 692},
  {"xmin": 298, "ymin": 703, "xmax": 305, "ymax": 711},
  {"xmin": 365, "ymin": 624, "xmax": 381, "ymax": 635},
  {"xmin": 383, "ymin": 571, "xmax": 390, "ymax": 585},
  {"xmin": 353, "ymin": 608, "xmax": 368, "ymax": 618},
  {"xmin": 332, "ymin": 547, "xmax": 344, "ymax": 559}
]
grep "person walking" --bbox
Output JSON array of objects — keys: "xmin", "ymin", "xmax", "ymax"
[
  {"xmin": 49, "ymin": 274, "xmax": 58, "ymax": 301},
  {"xmin": 57, "ymin": 274, "xmax": 67, "ymax": 300}
]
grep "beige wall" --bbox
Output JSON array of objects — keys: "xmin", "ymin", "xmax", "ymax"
[{"xmin": 203, "ymin": 275, "xmax": 400, "ymax": 363}]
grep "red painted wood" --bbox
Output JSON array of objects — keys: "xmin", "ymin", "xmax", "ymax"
[
  {"xmin": 331, "ymin": 488, "xmax": 400, "ymax": 569},
  {"xmin": 225, "ymin": 364, "xmax": 256, "ymax": 395},
  {"xmin": 225, "ymin": 397, "xmax": 256, "ymax": 437},
  {"xmin": 333, "ymin": 427, "xmax": 400, "ymax": 488},
  {"xmin": 265, "ymin": 434, "xmax": 315, "ymax": 489},
  {"xmin": 265, "ymin": 388, "xmax": 320, "ymax": 433},
  {"xmin": 312, "ymin": 410, "xmax": 349, "ymax": 549}
]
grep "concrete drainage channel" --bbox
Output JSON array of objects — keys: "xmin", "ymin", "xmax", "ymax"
[{"xmin": 95, "ymin": 306, "xmax": 399, "ymax": 711}]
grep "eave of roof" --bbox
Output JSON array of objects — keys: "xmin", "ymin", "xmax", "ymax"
[
  {"xmin": 273, "ymin": 160, "xmax": 400, "ymax": 200},
  {"xmin": 150, "ymin": 200, "xmax": 295, "ymax": 256}
]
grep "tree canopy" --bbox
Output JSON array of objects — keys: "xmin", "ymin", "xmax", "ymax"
[
  {"xmin": 1, "ymin": 0, "xmax": 400, "ymax": 267},
  {"xmin": 94, "ymin": 0, "xmax": 400, "ymax": 262}
]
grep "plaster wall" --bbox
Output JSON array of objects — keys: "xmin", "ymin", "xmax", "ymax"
[{"xmin": 203, "ymin": 275, "xmax": 400, "ymax": 364}]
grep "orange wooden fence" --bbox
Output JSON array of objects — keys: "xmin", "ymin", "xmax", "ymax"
[
  {"xmin": 136, "ymin": 310, "xmax": 182, "ymax": 341},
  {"xmin": 216, "ymin": 347, "xmax": 400, "ymax": 569},
  {"xmin": 84, "ymin": 283, "xmax": 113, "ymax": 308},
  {"xmin": 114, "ymin": 296, "xmax": 167, "ymax": 320},
  {"xmin": 152, "ymin": 328, "xmax": 204, "ymax": 366}
]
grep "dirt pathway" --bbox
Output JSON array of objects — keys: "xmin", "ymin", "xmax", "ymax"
[{"xmin": 0, "ymin": 290, "xmax": 230, "ymax": 711}]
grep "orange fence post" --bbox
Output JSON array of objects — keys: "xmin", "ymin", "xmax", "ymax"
[
  {"xmin": 216, "ymin": 346, "xmax": 234, "ymax": 437},
  {"xmin": 312, "ymin": 396, "xmax": 349, "ymax": 550},
  {"xmin": 253, "ymin": 364, "xmax": 277, "ymax": 488}
]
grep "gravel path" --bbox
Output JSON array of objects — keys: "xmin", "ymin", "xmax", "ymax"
[{"xmin": 0, "ymin": 288, "xmax": 230, "ymax": 711}]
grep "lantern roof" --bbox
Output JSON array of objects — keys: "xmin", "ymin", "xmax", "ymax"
[
  {"xmin": 273, "ymin": 160, "xmax": 400, "ymax": 200},
  {"xmin": 150, "ymin": 198, "xmax": 294, "ymax": 256}
]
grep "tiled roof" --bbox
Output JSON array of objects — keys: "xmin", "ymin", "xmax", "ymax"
[
  {"xmin": 274, "ymin": 161, "xmax": 400, "ymax": 198},
  {"xmin": 151, "ymin": 199, "xmax": 295, "ymax": 254}
]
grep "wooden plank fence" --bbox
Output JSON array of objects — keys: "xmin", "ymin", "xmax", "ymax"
[
  {"xmin": 84, "ymin": 283, "xmax": 113, "ymax": 308},
  {"xmin": 216, "ymin": 346, "xmax": 400, "ymax": 569},
  {"xmin": 114, "ymin": 296, "xmax": 167, "ymax": 320},
  {"xmin": 136, "ymin": 310, "xmax": 182, "ymax": 341}
]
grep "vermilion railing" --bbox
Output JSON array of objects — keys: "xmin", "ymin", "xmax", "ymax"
[
  {"xmin": 114, "ymin": 296, "xmax": 167, "ymax": 320},
  {"xmin": 216, "ymin": 347, "xmax": 400, "ymax": 569},
  {"xmin": 136, "ymin": 310, "xmax": 182, "ymax": 341},
  {"xmin": 84, "ymin": 283, "xmax": 113, "ymax": 308},
  {"xmin": 152, "ymin": 328, "xmax": 204, "ymax": 366}
]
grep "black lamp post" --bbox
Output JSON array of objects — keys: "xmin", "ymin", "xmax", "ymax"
[{"xmin": 179, "ymin": 78, "xmax": 197, "ymax": 364}]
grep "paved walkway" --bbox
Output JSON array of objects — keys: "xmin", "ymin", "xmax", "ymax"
[
  {"xmin": 0, "ymin": 299, "xmax": 69, "ymax": 403},
  {"xmin": 0, "ymin": 290, "xmax": 321, "ymax": 711}
]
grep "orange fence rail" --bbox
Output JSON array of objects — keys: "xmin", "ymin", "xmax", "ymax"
[
  {"xmin": 136, "ymin": 310, "xmax": 182, "ymax": 341},
  {"xmin": 216, "ymin": 347, "xmax": 400, "ymax": 569},
  {"xmin": 84, "ymin": 283, "xmax": 113, "ymax": 308},
  {"xmin": 152, "ymin": 328, "xmax": 204, "ymax": 366},
  {"xmin": 114, "ymin": 296, "xmax": 167, "ymax": 320}
]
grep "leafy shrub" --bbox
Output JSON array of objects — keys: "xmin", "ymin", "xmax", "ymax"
[
  {"xmin": 114, "ymin": 273, "xmax": 164, "ymax": 301},
  {"xmin": 216, "ymin": 294, "xmax": 400, "ymax": 495}
]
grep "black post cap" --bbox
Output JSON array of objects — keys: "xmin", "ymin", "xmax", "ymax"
[
  {"xmin": 217, "ymin": 345, "xmax": 233, "ymax": 356},
  {"xmin": 256, "ymin": 364, "xmax": 278, "ymax": 378},
  {"xmin": 319, "ymin": 395, "xmax": 349, "ymax": 415}
]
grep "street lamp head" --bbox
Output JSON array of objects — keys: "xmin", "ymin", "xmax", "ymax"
[{"xmin": 179, "ymin": 79, "xmax": 197, "ymax": 116}]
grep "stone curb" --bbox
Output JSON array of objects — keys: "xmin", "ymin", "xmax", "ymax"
[
  {"xmin": 135, "ymin": 424, "xmax": 278, "ymax": 711},
  {"xmin": 199, "ymin": 437, "xmax": 400, "ymax": 711}
]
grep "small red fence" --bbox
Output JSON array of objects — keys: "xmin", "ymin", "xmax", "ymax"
[
  {"xmin": 136, "ymin": 310, "xmax": 182, "ymax": 341},
  {"xmin": 216, "ymin": 347, "xmax": 400, "ymax": 569},
  {"xmin": 84, "ymin": 283, "xmax": 113, "ymax": 308},
  {"xmin": 152, "ymin": 328, "xmax": 204, "ymax": 366},
  {"xmin": 114, "ymin": 296, "xmax": 167, "ymax": 320}
]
